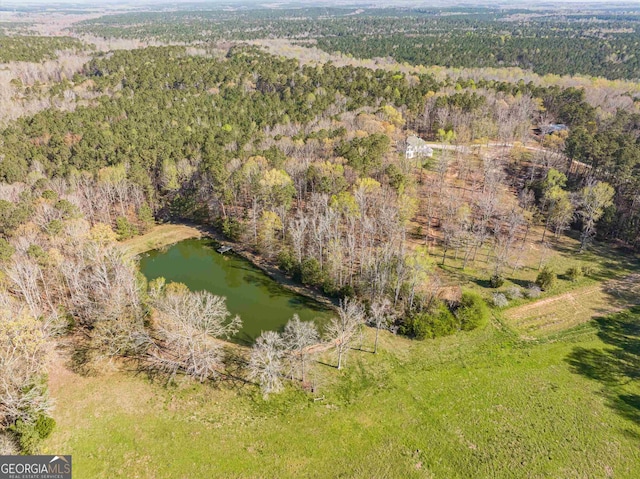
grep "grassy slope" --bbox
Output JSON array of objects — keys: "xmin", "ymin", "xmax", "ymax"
[
  {"xmin": 121, "ymin": 224, "xmax": 202, "ymax": 256},
  {"xmin": 45, "ymin": 317, "xmax": 640, "ymax": 478},
  {"xmin": 504, "ymin": 274, "xmax": 640, "ymax": 337}
]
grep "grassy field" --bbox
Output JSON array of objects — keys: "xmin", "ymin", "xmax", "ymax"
[
  {"xmin": 415, "ymin": 225, "xmax": 640, "ymax": 317},
  {"xmin": 504, "ymin": 274, "xmax": 640, "ymax": 338},
  {"xmin": 44, "ymin": 307, "xmax": 640, "ymax": 478},
  {"xmin": 121, "ymin": 224, "xmax": 202, "ymax": 256}
]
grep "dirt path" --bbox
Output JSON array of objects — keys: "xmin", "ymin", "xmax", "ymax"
[{"xmin": 504, "ymin": 274, "xmax": 640, "ymax": 338}]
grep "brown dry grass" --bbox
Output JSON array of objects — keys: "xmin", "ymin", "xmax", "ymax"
[{"xmin": 121, "ymin": 224, "xmax": 202, "ymax": 256}]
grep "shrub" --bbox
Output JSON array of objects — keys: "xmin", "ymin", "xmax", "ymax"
[
  {"xmin": 337, "ymin": 284, "xmax": 356, "ymax": 299},
  {"xmin": 582, "ymin": 264, "xmax": 597, "ymax": 277},
  {"xmin": 26, "ymin": 244, "xmax": 46, "ymax": 263},
  {"xmin": 0, "ymin": 431, "xmax": 18, "ymax": 455},
  {"xmin": 137, "ymin": 203, "xmax": 155, "ymax": 233},
  {"xmin": 505, "ymin": 285, "xmax": 523, "ymax": 300},
  {"xmin": 323, "ymin": 281, "xmax": 356, "ymax": 299},
  {"xmin": 10, "ymin": 415, "xmax": 56, "ymax": 455},
  {"xmin": 455, "ymin": 291, "xmax": 490, "ymax": 331},
  {"xmin": 401, "ymin": 301, "xmax": 458, "ymax": 340},
  {"xmin": 535, "ymin": 266, "xmax": 557, "ymax": 291},
  {"xmin": 115, "ymin": 216, "xmax": 138, "ymax": 240},
  {"xmin": 299, "ymin": 258, "xmax": 323, "ymax": 286},
  {"xmin": 489, "ymin": 274, "xmax": 505, "ymax": 288},
  {"xmin": 525, "ymin": 284, "xmax": 542, "ymax": 298},
  {"xmin": 385, "ymin": 163, "xmax": 407, "ymax": 191},
  {"xmin": 41, "ymin": 189, "xmax": 58, "ymax": 201},
  {"xmin": 46, "ymin": 219, "xmax": 63, "ymax": 236},
  {"xmin": 10, "ymin": 420, "xmax": 39, "ymax": 454},
  {"xmin": 220, "ymin": 216, "xmax": 243, "ymax": 241},
  {"xmin": 566, "ymin": 266, "xmax": 584, "ymax": 282},
  {"xmin": 34, "ymin": 415, "xmax": 55, "ymax": 439},
  {"xmin": 277, "ymin": 249, "xmax": 298, "ymax": 276},
  {"xmin": 492, "ymin": 293, "xmax": 509, "ymax": 308},
  {"xmin": 427, "ymin": 302, "xmax": 459, "ymax": 338},
  {"xmin": 0, "ymin": 238, "xmax": 15, "ymax": 262},
  {"xmin": 400, "ymin": 315, "xmax": 429, "ymax": 340},
  {"xmin": 54, "ymin": 199, "xmax": 78, "ymax": 218}
]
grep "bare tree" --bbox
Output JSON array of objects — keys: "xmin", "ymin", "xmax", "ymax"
[
  {"xmin": 492, "ymin": 208, "xmax": 525, "ymax": 276},
  {"xmin": 282, "ymin": 314, "xmax": 319, "ymax": 383},
  {"xmin": 150, "ymin": 288, "xmax": 241, "ymax": 382},
  {"xmin": 247, "ymin": 331, "xmax": 285, "ymax": 398},
  {"xmin": 288, "ymin": 212, "xmax": 308, "ymax": 264},
  {"xmin": 369, "ymin": 298, "xmax": 393, "ymax": 354},
  {"xmin": 578, "ymin": 181, "xmax": 615, "ymax": 251},
  {"xmin": 324, "ymin": 298, "xmax": 365, "ymax": 369},
  {"xmin": 0, "ymin": 298, "xmax": 52, "ymax": 428}
]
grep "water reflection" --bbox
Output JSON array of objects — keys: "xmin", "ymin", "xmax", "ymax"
[{"xmin": 139, "ymin": 238, "xmax": 332, "ymax": 343}]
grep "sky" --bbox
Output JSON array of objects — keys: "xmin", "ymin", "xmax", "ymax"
[{"xmin": 3, "ymin": 0, "xmax": 635, "ymax": 6}]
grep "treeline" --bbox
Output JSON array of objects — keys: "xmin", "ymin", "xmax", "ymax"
[
  {"xmin": 315, "ymin": 30, "xmax": 640, "ymax": 81},
  {"xmin": 0, "ymin": 175, "xmax": 151, "ymax": 454},
  {"xmin": 73, "ymin": 6, "xmax": 640, "ymax": 80},
  {"xmin": 565, "ymin": 110, "xmax": 640, "ymax": 247},
  {"xmin": 0, "ymin": 45, "xmax": 439, "ymax": 185}
]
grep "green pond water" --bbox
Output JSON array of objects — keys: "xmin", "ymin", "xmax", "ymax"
[{"xmin": 139, "ymin": 238, "xmax": 333, "ymax": 344}]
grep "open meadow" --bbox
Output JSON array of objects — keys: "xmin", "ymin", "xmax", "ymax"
[{"xmin": 44, "ymin": 304, "xmax": 640, "ymax": 478}]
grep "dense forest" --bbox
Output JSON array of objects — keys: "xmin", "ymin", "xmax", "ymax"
[
  {"xmin": 73, "ymin": 6, "xmax": 640, "ymax": 80},
  {"xmin": 0, "ymin": 36, "xmax": 85, "ymax": 62}
]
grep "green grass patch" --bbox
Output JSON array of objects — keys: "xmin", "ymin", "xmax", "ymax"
[
  {"xmin": 44, "ymin": 316, "xmax": 640, "ymax": 478},
  {"xmin": 429, "ymin": 228, "xmax": 640, "ymax": 307}
]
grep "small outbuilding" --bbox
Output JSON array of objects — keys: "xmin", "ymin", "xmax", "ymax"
[{"xmin": 533, "ymin": 123, "xmax": 569, "ymax": 136}]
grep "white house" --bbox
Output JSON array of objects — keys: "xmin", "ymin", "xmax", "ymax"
[{"xmin": 405, "ymin": 135, "xmax": 433, "ymax": 160}]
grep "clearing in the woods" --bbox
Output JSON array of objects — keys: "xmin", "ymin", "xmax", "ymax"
[{"xmin": 121, "ymin": 224, "xmax": 202, "ymax": 255}]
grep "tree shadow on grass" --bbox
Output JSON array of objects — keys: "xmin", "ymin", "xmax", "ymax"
[
  {"xmin": 69, "ymin": 342, "xmax": 95, "ymax": 376},
  {"xmin": 509, "ymin": 277, "xmax": 533, "ymax": 288},
  {"xmin": 471, "ymin": 277, "xmax": 493, "ymax": 289},
  {"xmin": 566, "ymin": 306, "xmax": 640, "ymax": 427},
  {"xmin": 614, "ymin": 394, "xmax": 640, "ymax": 424}
]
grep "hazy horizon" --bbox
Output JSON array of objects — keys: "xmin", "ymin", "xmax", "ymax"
[{"xmin": 2, "ymin": 0, "xmax": 638, "ymax": 8}]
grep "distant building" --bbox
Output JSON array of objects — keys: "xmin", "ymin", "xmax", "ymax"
[
  {"xmin": 533, "ymin": 123, "xmax": 569, "ymax": 136},
  {"xmin": 405, "ymin": 135, "xmax": 433, "ymax": 159}
]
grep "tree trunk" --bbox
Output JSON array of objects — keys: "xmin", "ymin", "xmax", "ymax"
[{"xmin": 374, "ymin": 327, "xmax": 380, "ymax": 354}]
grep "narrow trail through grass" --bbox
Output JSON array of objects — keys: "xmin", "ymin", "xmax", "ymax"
[{"xmin": 505, "ymin": 273, "xmax": 640, "ymax": 338}]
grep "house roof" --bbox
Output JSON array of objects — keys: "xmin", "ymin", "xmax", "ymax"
[
  {"xmin": 546, "ymin": 124, "xmax": 568, "ymax": 133},
  {"xmin": 407, "ymin": 135, "xmax": 428, "ymax": 148}
]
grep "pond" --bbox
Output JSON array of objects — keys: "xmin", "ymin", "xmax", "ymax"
[{"xmin": 139, "ymin": 238, "xmax": 333, "ymax": 344}]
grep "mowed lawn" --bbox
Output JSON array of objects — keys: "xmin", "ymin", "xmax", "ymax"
[{"xmin": 44, "ymin": 317, "xmax": 640, "ymax": 478}]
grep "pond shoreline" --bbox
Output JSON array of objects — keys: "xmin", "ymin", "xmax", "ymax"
[{"xmin": 125, "ymin": 222, "xmax": 338, "ymax": 312}]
